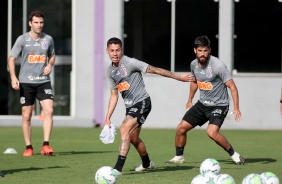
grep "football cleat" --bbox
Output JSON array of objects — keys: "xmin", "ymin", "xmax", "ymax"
[
  {"xmin": 166, "ymin": 155, "xmax": 185, "ymax": 164},
  {"xmin": 113, "ymin": 169, "xmax": 122, "ymax": 175},
  {"xmin": 135, "ymin": 162, "xmax": 155, "ymax": 172},
  {"xmin": 231, "ymin": 152, "xmax": 245, "ymax": 165},
  {"xmin": 41, "ymin": 145, "xmax": 54, "ymax": 155},
  {"xmin": 23, "ymin": 148, "xmax": 33, "ymax": 156}
]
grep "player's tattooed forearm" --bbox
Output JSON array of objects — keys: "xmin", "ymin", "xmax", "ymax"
[{"xmin": 147, "ymin": 65, "xmax": 180, "ymax": 80}]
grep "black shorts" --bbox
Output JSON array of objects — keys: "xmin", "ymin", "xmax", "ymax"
[
  {"xmin": 182, "ymin": 101, "xmax": 229, "ymax": 128},
  {"xmin": 126, "ymin": 97, "xmax": 152, "ymax": 126},
  {"xmin": 20, "ymin": 82, "xmax": 54, "ymax": 106}
]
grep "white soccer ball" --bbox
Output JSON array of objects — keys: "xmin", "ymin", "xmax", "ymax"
[
  {"xmin": 200, "ymin": 158, "xmax": 221, "ymax": 175},
  {"xmin": 191, "ymin": 173, "xmax": 215, "ymax": 184},
  {"xmin": 95, "ymin": 166, "xmax": 118, "ymax": 184},
  {"xmin": 260, "ymin": 172, "xmax": 280, "ymax": 184},
  {"xmin": 214, "ymin": 174, "xmax": 235, "ymax": 184},
  {"xmin": 242, "ymin": 173, "xmax": 266, "ymax": 184},
  {"xmin": 204, "ymin": 172, "xmax": 218, "ymax": 182}
]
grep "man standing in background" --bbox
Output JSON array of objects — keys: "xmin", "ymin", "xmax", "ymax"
[{"xmin": 7, "ymin": 10, "xmax": 55, "ymax": 156}]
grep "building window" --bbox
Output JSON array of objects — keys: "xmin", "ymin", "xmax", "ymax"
[
  {"xmin": 234, "ymin": 0, "xmax": 282, "ymax": 73},
  {"xmin": 124, "ymin": 0, "xmax": 218, "ymax": 72}
]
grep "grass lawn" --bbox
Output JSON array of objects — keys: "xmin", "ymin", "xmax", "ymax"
[{"xmin": 0, "ymin": 127, "xmax": 281, "ymax": 184}]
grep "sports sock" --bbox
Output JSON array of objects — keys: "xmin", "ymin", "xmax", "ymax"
[
  {"xmin": 113, "ymin": 155, "xmax": 126, "ymax": 172},
  {"xmin": 26, "ymin": 145, "xmax": 33, "ymax": 150},
  {"xmin": 43, "ymin": 141, "xmax": 49, "ymax": 146},
  {"xmin": 141, "ymin": 154, "xmax": 150, "ymax": 168},
  {"xmin": 227, "ymin": 145, "xmax": 235, "ymax": 156},
  {"xmin": 176, "ymin": 146, "xmax": 184, "ymax": 156}
]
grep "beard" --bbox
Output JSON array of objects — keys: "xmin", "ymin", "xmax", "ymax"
[{"xmin": 197, "ymin": 54, "xmax": 210, "ymax": 66}]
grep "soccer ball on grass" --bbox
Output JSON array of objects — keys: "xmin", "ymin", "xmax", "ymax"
[
  {"xmin": 191, "ymin": 173, "xmax": 215, "ymax": 184},
  {"xmin": 260, "ymin": 172, "xmax": 280, "ymax": 184},
  {"xmin": 214, "ymin": 174, "xmax": 235, "ymax": 184},
  {"xmin": 200, "ymin": 158, "xmax": 221, "ymax": 175},
  {"xmin": 242, "ymin": 173, "xmax": 266, "ymax": 184},
  {"xmin": 95, "ymin": 166, "xmax": 118, "ymax": 184}
]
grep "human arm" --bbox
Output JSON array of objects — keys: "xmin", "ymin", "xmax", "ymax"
[
  {"xmin": 146, "ymin": 65, "xmax": 195, "ymax": 82},
  {"xmin": 43, "ymin": 55, "xmax": 55, "ymax": 76},
  {"xmin": 7, "ymin": 56, "xmax": 20, "ymax": 90},
  {"xmin": 104, "ymin": 89, "xmax": 119, "ymax": 127},
  {"xmin": 225, "ymin": 79, "xmax": 241, "ymax": 122},
  {"xmin": 186, "ymin": 81, "xmax": 198, "ymax": 109}
]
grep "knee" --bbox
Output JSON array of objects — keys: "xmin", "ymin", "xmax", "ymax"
[
  {"xmin": 22, "ymin": 111, "xmax": 32, "ymax": 121},
  {"xmin": 206, "ymin": 129, "xmax": 217, "ymax": 139},
  {"xmin": 176, "ymin": 125, "xmax": 187, "ymax": 135},
  {"xmin": 130, "ymin": 137, "xmax": 139, "ymax": 146},
  {"xmin": 43, "ymin": 107, "xmax": 53, "ymax": 118}
]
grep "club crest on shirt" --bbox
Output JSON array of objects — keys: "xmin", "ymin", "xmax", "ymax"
[
  {"xmin": 120, "ymin": 67, "xmax": 127, "ymax": 77},
  {"xmin": 206, "ymin": 66, "xmax": 213, "ymax": 78},
  {"xmin": 41, "ymin": 41, "xmax": 49, "ymax": 50}
]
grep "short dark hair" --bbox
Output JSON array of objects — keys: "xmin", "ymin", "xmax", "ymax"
[
  {"xmin": 107, "ymin": 37, "xmax": 122, "ymax": 47},
  {"xmin": 194, "ymin": 35, "xmax": 211, "ymax": 48},
  {"xmin": 29, "ymin": 11, "xmax": 45, "ymax": 22}
]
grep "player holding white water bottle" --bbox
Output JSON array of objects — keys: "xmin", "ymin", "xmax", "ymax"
[{"xmin": 167, "ymin": 35, "xmax": 245, "ymax": 165}]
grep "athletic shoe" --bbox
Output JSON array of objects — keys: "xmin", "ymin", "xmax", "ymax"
[
  {"xmin": 113, "ymin": 169, "xmax": 122, "ymax": 175},
  {"xmin": 166, "ymin": 155, "xmax": 185, "ymax": 164},
  {"xmin": 41, "ymin": 145, "xmax": 54, "ymax": 155},
  {"xmin": 0, "ymin": 171, "xmax": 4, "ymax": 177},
  {"xmin": 135, "ymin": 162, "xmax": 155, "ymax": 172},
  {"xmin": 231, "ymin": 152, "xmax": 245, "ymax": 165},
  {"xmin": 23, "ymin": 148, "xmax": 33, "ymax": 156}
]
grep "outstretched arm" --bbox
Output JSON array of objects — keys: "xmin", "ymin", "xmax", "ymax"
[
  {"xmin": 226, "ymin": 79, "xmax": 241, "ymax": 122},
  {"xmin": 146, "ymin": 65, "xmax": 195, "ymax": 82},
  {"xmin": 104, "ymin": 89, "xmax": 119, "ymax": 127}
]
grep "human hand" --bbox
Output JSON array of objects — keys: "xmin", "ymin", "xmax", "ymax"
[
  {"xmin": 180, "ymin": 73, "xmax": 195, "ymax": 82},
  {"xmin": 230, "ymin": 110, "xmax": 241, "ymax": 122},
  {"xmin": 104, "ymin": 119, "xmax": 111, "ymax": 128},
  {"xmin": 43, "ymin": 64, "xmax": 52, "ymax": 76},
  {"xmin": 186, "ymin": 102, "xmax": 194, "ymax": 111},
  {"xmin": 11, "ymin": 78, "xmax": 20, "ymax": 90}
]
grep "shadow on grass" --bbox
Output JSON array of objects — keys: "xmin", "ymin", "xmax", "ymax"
[
  {"xmin": 2, "ymin": 166, "xmax": 68, "ymax": 175},
  {"xmin": 218, "ymin": 158, "xmax": 276, "ymax": 164},
  {"xmin": 32, "ymin": 150, "xmax": 115, "ymax": 156},
  {"xmin": 127, "ymin": 165, "xmax": 195, "ymax": 175}
]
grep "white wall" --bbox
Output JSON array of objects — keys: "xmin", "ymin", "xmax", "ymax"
[
  {"xmin": 0, "ymin": 0, "xmax": 281, "ymax": 130},
  {"xmin": 106, "ymin": 74, "xmax": 282, "ymax": 130}
]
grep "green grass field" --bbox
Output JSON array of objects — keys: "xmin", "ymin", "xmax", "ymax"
[{"xmin": 0, "ymin": 127, "xmax": 281, "ymax": 184}]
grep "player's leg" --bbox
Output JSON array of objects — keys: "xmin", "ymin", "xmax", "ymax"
[
  {"xmin": 167, "ymin": 101, "xmax": 206, "ymax": 163},
  {"xmin": 22, "ymin": 105, "xmax": 34, "ymax": 156},
  {"xmin": 130, "ymin": 126, "xmax": 155, "ymax": 171},
  {"xmin": 167, "ymin": 120, "xmax": 193, "ymax": 163},
  {"xmin": 207, "ymin": 106, "xmax": 245, "ymax": 165},
  {"xmin": 37, "ymin": 82, "xmax": 54, "ymax": 155},
  {"xmin": 20, "ymin": 83, "xmax": 35, "ymax": 156},
  {"xmin": 113, "ymin": 115, "xmax": 139, "ymax": 174},
  {"xmin": 39, "ymin": 99, "xmax": 54, "ymax": 155}
]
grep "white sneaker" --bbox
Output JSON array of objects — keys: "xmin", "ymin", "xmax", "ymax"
[
  {"xmin": 135, "ymin": 162, "xmax": 155, "ymax": 172},
  {"xmin": 166, "ymin": 155, "xmax": 185, "ymax": 164},
  {"xmin": 231, "ymin": 152, "xmax": 245, "ymax": 165},
  {"xmin": 113, "ymin": 169, "xmax": 122, "ymax": 175}
]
